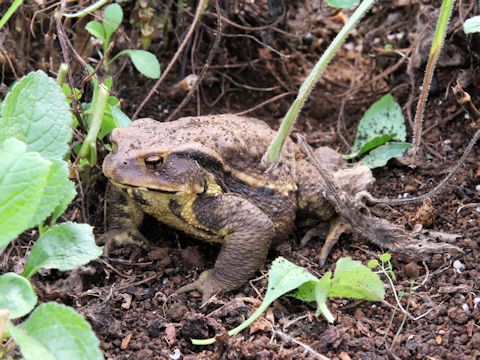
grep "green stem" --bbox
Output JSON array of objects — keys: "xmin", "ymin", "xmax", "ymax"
[
  {"xmin": 264, "ymin": 0, "xmax": 376, "ymax": 164},
  {"xmin": 0, "ymin": 0, "xmax": 23, "ymax": 30},
  {"xmin": 63, "ymin": 0, "xmax": 110, "ymax": 18},
  {"xmin": 56, "ymin": 63, "xmax": 69, "ymax": 86},
  {"xmin": 191, "ymin": 301, "xmax": 272, "ymax": 345},
  {"xmin": 77, "ymin": 83, "xmax": 109, "ymax": 165},
  {"xmin": 410, "ymin": 0, "xmax": 455, "ymax": 161}
]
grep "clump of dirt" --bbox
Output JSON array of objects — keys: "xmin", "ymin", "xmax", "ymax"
[{"xmin": 1, "ymin": 0, "xmax": 479, "ymax": 359}]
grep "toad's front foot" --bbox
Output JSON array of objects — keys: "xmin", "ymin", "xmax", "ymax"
[
  {"xmin": 97, "ymin": 229, "xmax": 151, "ymax": 256},
  {"xmin": 176, "ymin": 270, "xmax": 228, "ymax": 304}
]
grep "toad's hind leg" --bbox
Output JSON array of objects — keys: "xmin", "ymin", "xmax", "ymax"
[{"xmin": 176, "ymin": 193, "xmax": 275, "ymax": 303}]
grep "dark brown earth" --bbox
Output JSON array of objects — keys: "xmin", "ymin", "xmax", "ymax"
[{"xmin": 1, "ymin": 0, "xmax": 479, "ymax": 359}]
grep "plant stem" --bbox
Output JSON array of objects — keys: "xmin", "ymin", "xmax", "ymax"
[
  {"xmin": 191, "ymin": 302, "xmax": 271, "ymax": 345},
  {"xmin": 56, "ymin": 63, "xmax": 69, "ymax": 86},
  {"xmin": 264, "ymin": 0, "xmax": 376, "ymax": 164},
  {"xmin": 63, "ymin": 0, "xmax": 109, "ymax": 18},
  {"xmin": 77, "ymin": 83, "xmax": 109, "ymax": 166},
  {"xmin": 410, "ymin": 0, "xmax": 455, "ymax": 161},
  {"xmin": 0, "ymin": 0, "xmax": 23, "ymax": 30}
]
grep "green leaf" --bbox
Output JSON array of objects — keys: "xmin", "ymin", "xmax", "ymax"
[
  {"xmin": 192, "ymin": 257, "xmax": 318, "ymax": 345},
  {"xmin": 30, "ymin": 160, "xmax": 76, "ymax": 227},
  {"xmin": 343, "ymin": 134, "xmax": 396, "ymax": 160},
  {"xmin": 98, "ymin": 104, "xmax": 131, "ymax": 140},
  {"xmin": 119, "ymin": 50, "xmax": 161, "ymax": 79},
  {"xmin": 464, "ymin": 16, "xmax": 480, "ymax": 34},
  {"xmin": 367, "ymin": 259, "xmax": 380, "ymax": 269},
  {"xmin": 379, "ymin": 253, "xmax": 392, "ymax": 262},
  {"xmin": 0, "ymin": 70, "xmax": 73, "ymax": 159},
  {"xmin": 328, "ymin": 258, "xmax": 385, "ymax": 301},
  {"xmin": 85, "ymin": 21, "xmax": 106, "ymax": 42},
  {"xmin": 327, "ymin": 0, "xmax": 359, "ymax": 8},
  {"xmin": 22, "ymin": 222, "xmax": 102, "ymax": 278},
  {"xmin": 8, "ymin": 322, "xmax": 57, "ymax": 360},
  {"xmin": 361, "ymin": 142, "xmax": 412, "ymax": 169},
  {"xmin": 10, "ymin": 302, "xmax": 103, "ymax": 360},
  {"xmin": 0, "ymin": 138, "xmax": 51, "ymax": 249},
  {"xmin": 290, "ymin": 280, "xmax": 317, "ymax": 302},
  {"xmin": 0, "ymin": 273, "xmax": 37, "ymax": 319},
  {"xmin": 351, "ymin": 94, "xmax": 406, "ymax": 154},
  {"xmin": 103, "ymin": 3, "xmax": 123, "ymax": 41}
]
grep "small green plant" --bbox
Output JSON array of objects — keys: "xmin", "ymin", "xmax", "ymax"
[
  {"xmin": 0, "ymin": 70, "xmax": 103, "ymax": 359},
  {"xmin": 85, "ymin": 3, "xmax": 160, "ymax": 78},
  {"xmin": 342, "ymin": 94, "xmax": 412, "ymax": 168},
  {"xmin": 368, "ymin": 252, "xmax": 396, "ymax": 281},
  {"xmin": 192, "ymin": 257, "xmax": 385, "ymax": 345}
]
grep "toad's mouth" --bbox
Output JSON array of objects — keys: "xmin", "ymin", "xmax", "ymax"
[{"xmin": 111, "ymin": 181, "xmax": 179, "ymax": 194}]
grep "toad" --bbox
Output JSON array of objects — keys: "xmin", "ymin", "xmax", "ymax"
[{"xmin": 101, "ymin": 115, "xmax": 374, "ymax": 301}]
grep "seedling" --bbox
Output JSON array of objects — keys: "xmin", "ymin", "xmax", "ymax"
[
  {"xmin": 368, "ymin": 252, "xmax": 396, "ymax": 281},
  {"xmin": 343, "ymin": 94, "xmax": 412, "ymax": 168},
  {"xmin": 0, "ymin": 70, "xmax": 103, "ymax": 359},
  {"xmin": 85, "ymin": 3, "xmax": 160, "ymax": 78},
  {"xmin": 192, "ymin": 257, "xmax": 385, "ymax": 345}
]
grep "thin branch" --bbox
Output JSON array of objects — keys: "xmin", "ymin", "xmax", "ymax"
[
  {"xmin": 166, "ymin": 0, "xmax": 222, "ymax": 121},
  {"xmin": 132, "ymin": 0, "xmax": 208, "ymax": 119}
]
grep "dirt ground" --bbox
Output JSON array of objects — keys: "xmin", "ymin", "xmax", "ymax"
[{"xmin": 1, "ymin": 0, "xmax": 479, "ymax": 359}]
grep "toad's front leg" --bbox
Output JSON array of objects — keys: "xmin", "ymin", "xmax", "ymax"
[
  {"xmin": 97, "ymin": 185, "xmax": 150, "ymax": 254},
  {"xmin": 177, "ymin": 193, "xmax": 275, "ymax": 303}
]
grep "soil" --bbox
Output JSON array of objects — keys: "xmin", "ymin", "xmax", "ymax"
[{"xmin": 1, "ymin": 0, "xmax": 479, "ymax": 359}]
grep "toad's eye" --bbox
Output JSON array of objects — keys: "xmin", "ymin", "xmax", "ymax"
[{"xmin": 145, "ymin": 155, "xmax": 163, "ymax": 170}]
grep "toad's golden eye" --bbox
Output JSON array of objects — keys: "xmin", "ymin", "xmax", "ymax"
[{"xmin": 145, "ymin": 155, "xmax": 163, "ymax": 170}]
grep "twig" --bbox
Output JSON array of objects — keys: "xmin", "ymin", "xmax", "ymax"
[
  {"xmin": 271, "ymin": 328, "xmax": 330, "ymax": 360},
  {"xmin": 133, "ymin": 0, "xmax": 208, "ymax": 119},
  {"xmin": 233, "ymin": 92, "xmax": 294, "ymax": 116},
  {"xmin": 166, "ymin": 0, "xmax": 222, "ymax": 121}
]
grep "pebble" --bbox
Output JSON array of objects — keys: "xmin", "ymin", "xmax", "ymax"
[
  {"xmin": 403, "ymin": 262, "xmax": 420, "ymax": 278},
  {"xmin": 471, "ymin": 333, "xmax": 480, "ymax": 349},
  {"xmin": 448, "ymin": 307, "xmax": 470, "ymax": 324},
  {"xmin": 166, "ymin": 303, "xmax": 188, "ymax": 322},
  {"xmin": 453, "ymin": 260, "xmax": 465, "ymax": 273}
]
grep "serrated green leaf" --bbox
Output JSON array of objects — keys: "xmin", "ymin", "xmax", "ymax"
[
  {"xmin": 120, "ymin": 50, "xmax": 161, "ymax": 79},
  {"xmin": 0, "ymin": 273, "xmax": 37, "ymax": 319},
  {"xmin": 103, "ymin": 3, "xmax": 123, "ymax": 41},
  {"xmin": 464, "ymin": 16, "xmax": 480, "ymax": 34},
  {"xmin": 85, "ymin": 21, "xmax": 106, "ymax": 42},
  {"xmin": 361, "ymin": 142, "xmax": 412, "ymax": 169},
  {"xmin": 30, "ymin": 160, "xmax": 76, "ymax": 226},
  {"xmin": 0, "ymin": 138, "xmax": 51, "ymax": 249},
  {"xmin": 22, "ymin": 222, "xmax": 102, "ymax": 278},
  {"xmin": 0, "ymin": 71, "xmax": 73, "ymax": 159},
  {"xmin": 11, "ymin": 302, "xmax": 104, "ymax": 360},
  {"xmin": 328, "ymin": 258, "xmax": 385, "ymax": 301},
  {"xmin": 351, "ymin": 94, "xmax": 406, "ymax": 154},
  {"xmin": 327, "ymin": 0, "xmax": 359, "ymax": 8}
]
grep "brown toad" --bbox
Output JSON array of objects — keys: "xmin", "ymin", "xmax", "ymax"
[{"xmin": 102, "ymin": 114, "xmax": 373, "ymax": 301}]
